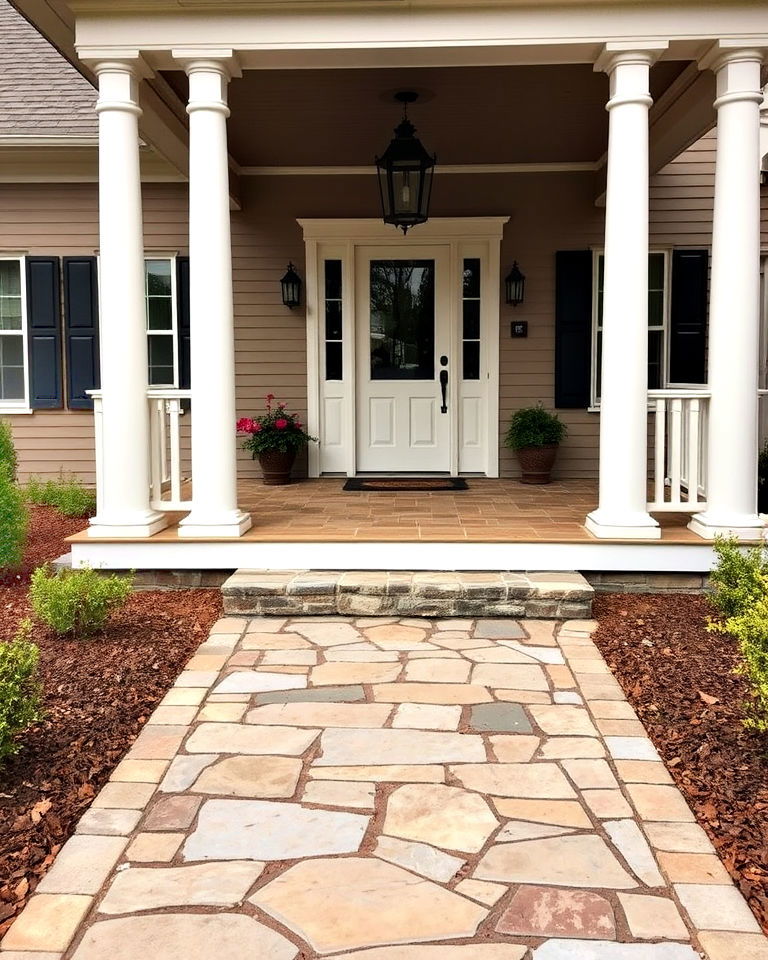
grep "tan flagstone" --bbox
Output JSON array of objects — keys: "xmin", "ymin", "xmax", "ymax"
[
  {"xmin": 546, "ymin": 665, "xmax": 577, "ymax": 688},
  {"xmin": 522, "ymin": 620, "xmax": 559, "ymax": 645},
  {"xmin": 582, "ymin": 789, "xmax": 633, "ymax": 818},
  {"xmin": 197, "ymin": 702, "xmax": 247, "ymax": 723},
  {"xmin": 431, "ymin": 634, "xmax": 491, "ymax": 651},
  {"xmin": 126, "ymin": 832, "xmax": 184, "ymax": 863},
  {"xmin": 317, "ymin": 728, "xmax": 485, "ymax": 766},
  {"xmin": 36, "ymin": 836, "xmax": 127, "ymax": 895},
  {"xmin": 407, "ymin": 649, "xmax": 462, "ymax": 659},
  {"xmin": 643, "ymin": 821, "xmax": 715, "ymax": 853},
  {"xmin": 308, "ymin": 764, "xmax": 445, "ymax": 783},
  {"xmin": 614, "ymin": 760, "xmax": 673, "ymax": 784},
  {"xmin": 374, "ymin": 835, "xmax": 465, "ymax": 882},
  {"xmin": 213, "ymin": 671, "xmax": 307, "ymax": 694},
  {"xmin": 185, "ymin": 654, "xmax": 228, "ymax": 671},
  {"xmin": 603, "ymin": 820, "xmax": 664, "ymax": 887},
  {"xmin": 496, "ymin": 820, "xmax": 575, "ymax": 842},
  {"xmin": 627, "ymin": 784, "xmax": 695, "ymax": 822},
  {"xmin": 463, "ymin": 647, "xmax": 537, "ymax": 664},
  {"xmin": 589, "ymin": 700, "xmax": 638, "ymax": 720},
  {"xmin": 562, "ymin": 759, "xmax": 618, "ymax": 789},
  {"xmin": 502, "ymin": 642, "xmax": 565, "ymax": 665},
  {"xmin": 255, "ymin": 665, "xmax": 309, "ymax": 675},
  {"xmin": 247, "ymin": 702, "xmax": 392, "ymax": 728},
  {"xmin": 98, "ymin": 861, "xmax": 264, "ymax": 914},
  {"xmin": 596, "ymin": 718, "xmax": 648, "ymax": 737},
  {"xmin": 288, "ymin": 622, "xmax": 365, "ymax": 646},
  {"xmin": 75, "ymin": 808, "xmax": 142, "ymax": 837},
  {"xmin": 454, "ymin": 879, "xmax": 508, "ymax": 907},
  {"xmin": 530, "ymin": 705, "xmax": 599, "ymax": 737},
  {"xmin": 326, "ymin": 649, "xmax": 400, "ymax": 662},
  {"xmin": 475, "ymin": 835, "xmax": 636, "ymax": 888},
  {"xmin": 657, "ymin": 851, "xmax": 731, "ymax": 884},
  {"xmin": 185, "ymin": 723, "xmax": 319, "ymax": 756},
  {"xmin": 404, "ymin": 659, "xmax": 471, "ymax": 683},
  {"xmin": 1, "ymin": 895, "xmax": 92, "ymax": 953},
  {"xmin": 302, "ymin": 780, "xmax": 376, "ymax": 810},
  {"xmin": 365, "ymin": 624, "xmax": 429, "ymax": 648},
  {"xmin": 332, "ymin": 947, "xmax": 526, "ymax": 959},
  {"xmin": 161, "ymin": 687, "xmax": 207, "ymax": 706},
  {"xmin": 251, "ymin": 857, "xmax": 488, "ymax": 954},
  {"xmin": 242, "ymin": 632, "xmax": 312, "ymax": 650},
  {"xmin": 191, "ymin": 755, "xmax": 302, "ymax": 798},
  {"xmin": 392, "ymin": 702, "xmax": 462, "ymax": 730},
  {"xmin": 127, "ymin": 725, "xmax": 187, "ymax": 760},
  {"xmin": 675, "ymin": 884, "xmax": 761, "ymax": 933},
  {"xmin": 92, "ymin": 782, "xmax": 156, "ymax": 810},
  {"xmin": 698, "ymin": 932, "xmax": 768, "ymax": 960},
  {"xmin": 70, "ymin": 914, "xmax": 298, "ymax": 960},
  {"xmin": 262, "ymin": 649, "xmax": 318, "ymax": 665},
  {"xmin": 451, "ymin": 763, "xmax": 577, "ymax": 799},
  {"xmin": 310, "ymin": 662, "xmax": 402, "ymax": 686},
  {"xmin": 383, "ymin": 783, "xmax": 498, "ymax": 853},
  {"xmin": 489, "ymin": 734, "xmax": 540, "ymax": 762},
  {"xmin": 495, "ymin": 689, "xmax": 552, "ymax": 704},
  {"xmin": 160, "ymin": 755, "xmax": 218, "ymax": 793},
  {"xmin": 491, "ymin": 797, "xmax": 593, "ymax": 828},
  {"xmin": 471, "ymin": 663, "xmax": 549, "ymax": 691},
  {"xmin": 373, "ymin": 683, "xmax": 493, "ymax": 704},
  {"xmin": 617, "ymin": 893, "xmax": 689, "ymax": 940},
  {"xmin": 143, "ymin": 796, "xmax": 202, "ymax": 831},
  {"xmin": 110, "ymin": 759, "xmax": 169, "ymax": 783},
  {"xmin": 247, "ymin": 617, "xmax": 287, "ymax": 632}
]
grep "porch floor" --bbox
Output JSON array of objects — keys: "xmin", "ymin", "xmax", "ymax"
[{"xmin": 71, "ymin": 478, "xmax": 701, "ymax": 544}]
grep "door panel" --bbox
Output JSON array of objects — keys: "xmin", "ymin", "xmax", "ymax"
[{"xmin": 357, "ymin": 246, "xmax": 451, "ymax": 472}]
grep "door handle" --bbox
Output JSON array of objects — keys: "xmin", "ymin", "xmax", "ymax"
[{"xmin": 439, "ymin": 369, "xmax": 448, "ymax": 414}]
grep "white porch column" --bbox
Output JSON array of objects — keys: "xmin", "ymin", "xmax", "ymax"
[
  {"xmin": 88, "ymin": 61, "xmax": 166, "ymax": 538},
  {"xmin": 690, "ymin": 46, "xmax": 766, "ymax": 540},
  {"xmin": 175, "ymin": 54, "xmax": 252, "ymax": 538},
  {"xmin": 585, "ymin": 43, "xmax": 667, "ymax": 540}
]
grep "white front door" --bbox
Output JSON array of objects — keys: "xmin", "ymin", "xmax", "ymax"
[{"xmin": 356, "ymin": 245, "xmax": 452, "ymax": 472}]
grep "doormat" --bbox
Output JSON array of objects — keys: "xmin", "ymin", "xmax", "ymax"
[{"xmin": 343, "ymin": 477, "xmax": 469, "ymax": 492}]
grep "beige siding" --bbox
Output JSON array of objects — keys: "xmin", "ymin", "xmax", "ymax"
[{"xmin": 0, "ymin": 127, "xmax": 765, "ymax": 484}]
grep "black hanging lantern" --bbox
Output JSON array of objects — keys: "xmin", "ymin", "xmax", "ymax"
[
  {"xmin": 505, "ymin": 262, "xmax": 526, "ymax": 307},
  {"xmin": 375, "ymin": 91, "xmax": 436, "ymax": 234},
  {"xmin": 280, "ymin": 262, "xmax": 302, "ymax": 308}
]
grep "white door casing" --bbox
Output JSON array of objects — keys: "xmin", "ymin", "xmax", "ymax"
[{"xmin": 300, "ymin": 217, "xmax": 507, "ymax": 477}]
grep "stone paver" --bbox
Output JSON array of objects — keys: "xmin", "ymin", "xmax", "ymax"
[{"xmin": 6, "ymin": 614, "xmax": 765, "ymax": 960}]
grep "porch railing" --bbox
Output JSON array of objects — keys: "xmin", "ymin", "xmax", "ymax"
[
  {"xmin": 647, "ymin": 390, "xmax": 710, "ymax": 513},
  {"xmin": 91, "ymin": 389, "xmax": 192, "ymax": 514},
  {"xmin": 148, "ymin": 389, "xmax": 192, "ymax": 511}
]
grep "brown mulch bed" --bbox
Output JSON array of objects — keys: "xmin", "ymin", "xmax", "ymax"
[
  {"xmin": 593, "ymin": 593, "xmax": 768, "ymax": 934},
  {"xmin": 0, "ymin": 505, "xmax": 222, "ymax": 936}
]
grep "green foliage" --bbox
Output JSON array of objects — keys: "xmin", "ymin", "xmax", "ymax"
[
  {"xmin": 711, "ymin": 584, "xmax": 768, "ymax": 733},
  {"xmin": 25, "ymin": 474, "xmax": 96, "ymax": 517},
  {"xmin": 0, "ymin": 463, "xmax": 27, "ymax": 569},
  {"xmin": 237, "ymin": 395, "xmax": 317, "ymax": 457},
  {"xmin": 504, "ymin": 405, "xmax": 567, "ymax": 451},
  {"xmin": 0, "ymin": 420, "xmax": 17, "ymax": 482},
  {"xmin": 30, "ymin": 566, "xmax": 133, "ymax": 638},
  {"xmin": 0, "ymin": 619, "xmax": 42, "ymax": 764},
  {"xmin": 709, "ymin": 536, "xmax": 768, "ymax": 619}
]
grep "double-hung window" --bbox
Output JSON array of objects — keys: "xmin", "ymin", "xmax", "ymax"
[
  {"xmin": 145, "ymin": 257, "xmax": 178, "ymax": 387},
  {"xmin": 0, "ymin": 258, "xmax": 28, "ymax": 408},
  {"xmin": 591, "ymin": 250, "xmax": 669, "ymax": 406}
]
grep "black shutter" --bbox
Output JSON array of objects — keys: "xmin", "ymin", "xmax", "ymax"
[
  {"xmin": 177, "ymin": 256, "xmax": 190, "ymax": 390},
  {"xmin": 554, "ymin": 250, "xmax": 593, "ymax": 408},
  {"xmin": 669, "ymin": 249, "xmax": 708, "ymax": 385},
  {"xmin": 63, "ymin": 256, "xmax": 100, "ymax": 409},
  {"xmin": 25, "ymin": 256, "xmax": 63, "ymax": 409}
]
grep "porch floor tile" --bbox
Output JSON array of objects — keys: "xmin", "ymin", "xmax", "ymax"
[{"xmin": 6, "ymin": 615, "xmax": 765, "ymax": 959}]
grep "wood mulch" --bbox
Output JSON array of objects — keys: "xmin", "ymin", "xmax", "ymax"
[
  {"xmin": 593, "ymin": 593, "xmax": 768, "ymax": 935},
  {"xmin": 0, "ymin": 505, "xmax": 222, "ymax": 937}
]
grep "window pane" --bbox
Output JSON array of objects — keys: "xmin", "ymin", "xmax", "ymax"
[
  {"xmin": 146, "ymin": 260, "xmax": 172, "ymax": 296},
  {"xmin": 648, "ymin": 253, "xmax": 665, "ymax": 290},
  {"xmin": 0, "ymin": 296, "xmax": 22, "ymax": 331},
  {"xmin": 0, "ymin": 261, "xmax": 21, "ymax": 297},
  {"xmin": 596, "ymin": 331, "xmax": 603, "ymax": 400},
  {"xmin": 463, "ymin": 341, "xmax": 480, "ymax": 381},
  {"xmin": 648, "ymin": 289, "xmax": 664, "ymax": 328},
  {"xmin": 148, "ymin": 335, "xmax": 174, "ymax": 386},
  {"xmin": 0, "ymin": 335, "xmax": 25, "ymax": 400},
  {"xmin": 147, "ymin": 297, "xmax": 173, "ymax": 331},
  {"xmin": 325, "ymin": 260, "xmax": 342, "ymax": 301},
  {"xmin": 325, "ymin": 300, "xmax": 342, "ymax": 341},
  {"xmin": 463, "ymin": 300, "xmax": 480, "ymax": 340},
  {"xmin": 325, "ymin": 341, "xmax": 343, "ymax": 381},
  {"xmin": 370, "ymin": 260, "xmax": 434, "ymax": 380},
  {"xmin": 648, "ymin": 330, "xmax": 663, "ymax": 389},
  {"xmin": 462, "ymin": 258, "xmax": 480, "ymax": 299}
]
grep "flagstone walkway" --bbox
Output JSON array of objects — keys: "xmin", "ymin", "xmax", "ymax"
[{"xmin": 3, "ymin": 616, "xmax": 767, "ymax": 960}]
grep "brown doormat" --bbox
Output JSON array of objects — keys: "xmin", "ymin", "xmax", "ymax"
[{"xmin": 343, "ymin": 477, "xmax": 469, "ymax": 492}]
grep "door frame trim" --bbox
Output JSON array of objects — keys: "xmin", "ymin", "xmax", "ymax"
[{"xmin": 300, "ymin": 217, "xmax": 508, "ymax": 478}]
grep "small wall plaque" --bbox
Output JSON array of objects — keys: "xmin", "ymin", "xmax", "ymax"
[{"xmin": 511, "ymin": 320, "xmax": 528, "ymax": 338}]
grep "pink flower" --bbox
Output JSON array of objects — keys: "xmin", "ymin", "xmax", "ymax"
[
  {"xmin": 253, "ymin": 422, "xmax": 262, "ymax": 432},
  {"xmin": 295, "ymin": 421, "xmax": 303, "ymax": 430},
  {"xmin": 236, "ymin": 418, "xmax": 255, "ymax": 433},
  {"xmin": 275, "ymin": 418, "xmax": 288, "ymax": 429}
]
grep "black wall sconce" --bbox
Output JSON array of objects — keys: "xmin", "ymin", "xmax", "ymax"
[
  {"xmin": 281, "ymin": 263, "xmax": 302, "ymax": 308},
  {"xmin": 505, "ymin": 261, "xmax": 526, "ymax": 307}
]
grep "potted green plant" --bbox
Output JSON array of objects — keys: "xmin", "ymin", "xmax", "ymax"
[
  {"xmin": 237, "ymin": 395, "xmax": 317, "ymax": 485},
  {"xmin": 504, "ymin": 405, "xmax": 567, "ymax": 484}
]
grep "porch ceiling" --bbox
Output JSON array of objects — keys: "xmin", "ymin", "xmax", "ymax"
[{"xmin": 161, "ymin": 61, "xmax": 688, "ymax": 167}]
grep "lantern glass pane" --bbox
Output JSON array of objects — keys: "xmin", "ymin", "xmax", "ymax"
[{"xmin": 369, "ymin": 259, "xmax": 435, "ymax": 380}]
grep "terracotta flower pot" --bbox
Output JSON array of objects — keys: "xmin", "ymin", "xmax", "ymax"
[
  {"xmin": 257, "ymin": 449, "xmax": 297, "ymax": 485},
  {"xmin": 515, "ymin": 444, "xmax": 559, "ymax": 484}
]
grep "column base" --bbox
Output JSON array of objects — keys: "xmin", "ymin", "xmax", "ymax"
[
  {"xmin": 88, "ymin": 510, "xmax": 168, "ymax": 539},
  {"xmin": 178, "ymin": 509, "xmax": 253, "ymax": 539},
  {"xmin": 585, "ymin": 509, "xmax": 661, "ymax": 540},
  {"xmin": 688, "ymin": 511, "xmax": 766, "ymax": 541}
]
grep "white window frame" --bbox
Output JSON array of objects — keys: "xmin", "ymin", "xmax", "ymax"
[
  {"xmin": 0, "ymin": 255, "xmax": 31, "ymax": 414},
  {"xmin": 144, "ymin": 254, "xmax": 179, "ymax": 389},
  {"xmin": 590, "ymin": 248, "xmax": 671, "ymax": 409}
]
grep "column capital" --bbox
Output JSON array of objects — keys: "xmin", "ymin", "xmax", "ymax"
[
  {"xmin": 79, "ymin": 49, "xmax": 153, "ymax": 79},
  {"xmin": 87, "ymin": 55, "xmax": 152, "ymax": 117},
  {"xmin": 171, "ymin": 49, "xmax": 242, "ymax": 80},
  {"xmin": 698, "ymin": 40, "xmax": 767, "ymax": 74},
  {"xmin": 594, "ymin": 41, "xmax": 669, "ymax": 76}
]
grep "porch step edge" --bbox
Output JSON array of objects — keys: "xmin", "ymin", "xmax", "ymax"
[{"xmin": 221, "ymin": 569, "xmax": 594, "ymax": 619}]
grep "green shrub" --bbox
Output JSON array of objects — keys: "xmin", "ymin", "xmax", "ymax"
[
  {"xmin": 709, "ymin": 536, "xmax": 768, "ymax": 619},
  {"xmin": 0, "ymin": 619, "xmax": 42, "ymax": 764},
  {"xmin": 0, "ymin": 420, "xmax": 17, "ymax": 482},
  {"xmin": 25, "ymin": 474, "xmax": 96, "ymax": 517},
  {"xmin": 0, "ymin": 463, "xmax": 27, "ymax": 569},
  {"xmin": 504, "ymin": 405, "xmax": 567, "ymax": 450},
  {"xmin": 30, "ymin": 566, "xmax": 133, "ymax": 637}
]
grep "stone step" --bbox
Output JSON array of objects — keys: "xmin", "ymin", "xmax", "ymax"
[{"xmin": 221, "ymin": 570, "xmax": 594, "ymax": 619}]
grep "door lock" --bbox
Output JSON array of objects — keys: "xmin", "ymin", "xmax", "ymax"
[{"xmin": 439, "ymin": 369, "xmax": 448, "ymax": 414}]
